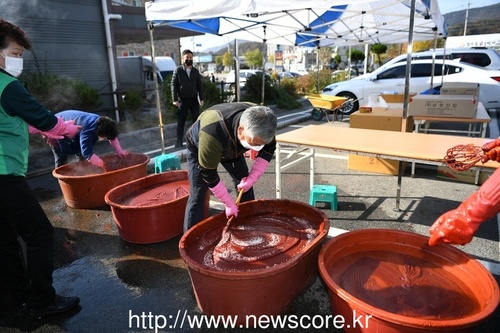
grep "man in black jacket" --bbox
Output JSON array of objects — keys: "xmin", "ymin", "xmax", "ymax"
[{"xmin": 171, "ymin": 49, "xmax": 204, "ymax": 148}]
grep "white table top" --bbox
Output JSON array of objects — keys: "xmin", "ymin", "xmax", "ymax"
[{"xmin": 276, "ymin": 125, "xmax": 499, "ymax": 169}]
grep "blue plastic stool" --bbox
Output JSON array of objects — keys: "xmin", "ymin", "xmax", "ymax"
[
  {"xmin": 154, "ymin": 153, "xmax": 181, "ymax": 173},
  {"xmin": 309, "ymin": 184, "xmax": 338, "ymax": 210}
]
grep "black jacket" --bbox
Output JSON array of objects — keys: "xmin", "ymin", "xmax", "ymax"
[{"xmin": 171, "ymin": 65, "xmax": 204, "ymax": 101}]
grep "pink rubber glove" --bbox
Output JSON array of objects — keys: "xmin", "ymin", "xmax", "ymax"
[
  {"xmin": 109, "ymin": 138, "xmax": 129, "ymax": 157},
  {"xmin": 210, "ymin": 181, "xmax": 238, "ymax": 218},
  {"xmin": 237, "ymin": 157, "xmax": 269, "ymax": 193},
  {"xmin": 88, "ymin": 154, "xmax": 105, "ymax": 170},
  {"xmin": 28, "ymin": 125, "xmax": 64, "ymax": 139},
  {"xmin": 47, "ymin": 117, "xmax": 81, "ymax": 139},
  {"xmin": 429, "ymin": 168, "xmax": 500, "ymax": 246}
]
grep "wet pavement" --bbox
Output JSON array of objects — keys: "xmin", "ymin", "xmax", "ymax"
[{"xmin": 2, "ymin": 107, "xmax": 500, "ymax": 333}]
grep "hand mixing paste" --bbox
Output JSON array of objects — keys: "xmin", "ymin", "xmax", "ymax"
[
  {"xmin": 115, "ymin": 180, "xmax": 190, "ymax": 207},
  {"xmin": 331, "ymin": 251, "xmax": 481, "ymax": 319},
  {"xmin": 189, "ymin": 213, "xmax": 319, "ymax": 271}
]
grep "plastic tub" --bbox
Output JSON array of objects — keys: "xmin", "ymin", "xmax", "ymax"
[
  {"xmin": 179, "ymin": 199, "xmax": 329, "ymax": 325},
  {"xmin": 105, "ymin": 170, "xmax": 209, "ymax": 244},
  {"xmin": 52, "ymin": 153, "xmax": 149, "ymax": 209},
  {"xmin": 318, "ymin": 229, "xmax": 500, "ymax": 333}
]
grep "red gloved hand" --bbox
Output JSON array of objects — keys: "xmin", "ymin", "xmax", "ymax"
[
  {"xmin": 88, "ymin": 154, "xmax": 106, "ymax": 170},
  {"xmin": 481, "ymin": 137, "xmax": 500, "ymax": 163},
  {"xmin": 109, "ymin": 138, "xmax": 129, "ymax": 157},
  {"xmin": 429, "ymin": 168, "xmax": 500, "ymax": 246},
  {"xmin": 210, "ymin": 181, "xmax": 238, "ymax": 219},
  {"xmin": 28, "ymin": 125, "xmax": 64, "ymax": 139},
  {"xmin": 47, "ymin": 117, "xmax": 81, "ymax": 139},
  {"xmin": 237, "ymin": 157, "xmax": 269, "ymax": 193}
]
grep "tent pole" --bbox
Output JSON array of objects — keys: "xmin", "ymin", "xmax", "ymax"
[
  {"xmin": 429, "ymin": 27, "xmax": 438, "ymax": 95},
  {"xmin": 402, "ymin": 0, "xmax": 417, "ymax": 122},
  {"xmin": 235, "ymin": 39, "xmax": 240, "ymax": 102},
  {"xmin": 261, "ymin": 26, "xmax": 267, "ymax": 105},
  {"xmin": 148, "ymin": 22, "xmax": 165, "ymax": 154},
  {"xmin": 316, "ymin": 47, "xmax": 320, "ymax": 93}
]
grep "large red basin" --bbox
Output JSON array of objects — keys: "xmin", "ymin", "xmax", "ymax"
[
  {"xmin": 105, "ymin": 170, "xmax": 209, "ymax": 244},
  {"xmin": 179, "ymin": 199, "xmax": 329, "ymax": 325},
  {"xmin": 318, "ymin": 229, "xmax": 500, "ymax": 333},
  {"xmin": 52, "ymin": 153, "xmax": 149, "ymax": 209}
]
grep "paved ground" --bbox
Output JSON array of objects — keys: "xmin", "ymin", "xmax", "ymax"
[{"xmin": 2, "ymin": 105, "xmax": 499, "ymax": 332}]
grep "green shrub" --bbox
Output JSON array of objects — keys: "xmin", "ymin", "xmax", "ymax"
[
  {"xmin": 243, "ymin": 74, "xmax": 273, "ymax": 104},
  {"xmin": 295, "ymin": 71, "xmax": 334, "ymax": 95},
  {"xmin": 277, "ymin": 77, "xmax": 298, "ymax": 98},
  {"xmin": 201, "ymin": 79, "xmax": 229, "ymax": 109},
  {"xmin": 120, "ymin": 90, "xmax": 144, "ymax": 121},
  {"xmin": 20, "ymin": 73, "xmax": 102, "ymax": 112},
  {"xmin": 271, "ymin": 85, "xmax": 302, "ymax": 110}
]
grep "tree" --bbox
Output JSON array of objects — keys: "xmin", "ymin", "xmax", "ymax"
[
  {"xmin": 244, "ymin": 49, "xmax": 263, "ymax": 69},
  {"xmin": 318, "ymin": 47, "xmax": 333, "ymax": 69},
  {"xmin": 215, "ymin": 55, "xmax": 224, "ymax": 67},
  {"xmin": 222, "ymin": 52, "xmax": 234, "ymax": 69},
  {"xmin": 370, "ymin": 43, "xmax": 387, "ymax": 66},
  {"xmin": 346, "ymin": 49, "xmax": 365, "ymax": 76}
]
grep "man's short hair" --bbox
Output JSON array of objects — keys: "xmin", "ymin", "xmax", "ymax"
[
  {"xmin": 240, "ymin": 106, "xmax": 277, "ymax": 144},
  {"xmin": 182, "ymin": 49, "xmax": 193, "ymax": 56}
]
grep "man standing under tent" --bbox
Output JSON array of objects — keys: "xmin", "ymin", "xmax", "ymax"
[{"xmin": 171, "ymin": 49, "xmax": 204, "ymax": 148}]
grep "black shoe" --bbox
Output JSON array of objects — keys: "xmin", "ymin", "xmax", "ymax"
[{"xmin": 31, "ymin": 295, "xmax": 80, "ymax": 317}]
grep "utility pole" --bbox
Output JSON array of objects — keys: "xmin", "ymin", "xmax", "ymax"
[{"xmin": 464, "ymin": 0, "xmax": 470, "ymax": 36}]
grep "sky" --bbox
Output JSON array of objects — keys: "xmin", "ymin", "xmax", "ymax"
[{"xmin": 180, "ymin": 0, "xmax": 500, "ymax": 52}]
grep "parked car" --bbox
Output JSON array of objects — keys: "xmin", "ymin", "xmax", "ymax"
[
  {"xmin": 277, "ymin": 71, "xmax": 298, "ymax": 79},
  {"xmin": 289, "ymin": 69, "xmax": 309, "ymax": 76},
  {"xmin": 224, "ymin": 69, "xmax": 267, "ymax": 90},
  {"xmin": 332, "ymin": 69, "xmax": 357, "ymax": 79},
  {"xmin": 321, "ymin": 59, "xmax": 500, "ymax": 114},
  {"xmin": 383, "ymin": 47, "xmax": 500, "ymax": 71}
]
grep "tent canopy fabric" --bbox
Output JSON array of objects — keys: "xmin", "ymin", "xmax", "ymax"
[{"xmin": 145, "ymin": 0, "xmax": 447, "ymax": 47}]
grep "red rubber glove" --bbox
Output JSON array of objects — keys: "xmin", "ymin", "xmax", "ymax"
[
  {"xmin": 28, "ymin": 125, "xmax": 64, "ymax": 139},
  {"xmin": 237, "ymin": 157, "xmax": 269, "ymax": 193},
  {"xmin": 481, "ymin": 137, "xmax": 500, "ymax": 163},
  {"xmin": 47, "ymin": 117, "xmax": 81, "ymax": 139},
  {"xmin": 88, "ymin": 154, "xmax": 105, "ymax": 170},
  {"xmin": 210, "ymin": 181, "xmax": 238, "ymax": 218},
  {"xmin": 109, "ymin": 138, "xmax": 129, "ymax": 157},
  {"xmin": 429, "ymin": 168, "xmax": 500, "ymax": 246}
]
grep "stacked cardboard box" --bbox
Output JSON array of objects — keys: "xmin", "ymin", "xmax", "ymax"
[
  {"xmin": 348, "ymin": 108, "xmax": 413, "ymax": 175},
  {"xmin": 408, "ymin": 83, "xmax": 480, "ymax": 118}
]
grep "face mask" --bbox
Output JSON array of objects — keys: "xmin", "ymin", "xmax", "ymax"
[
  {"xmin": 240, "ymin": 139, "xmax": 264, "ymax": 151},
  {"xmin": 0, "ymin": 54, "xmax": 23, "ymax": 77},
  {"xmin": 184, "ymin": 59, "xmax": 193, "ymax": 66}
]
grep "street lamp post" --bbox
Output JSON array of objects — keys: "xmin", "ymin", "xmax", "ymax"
[{"xmin": 464, "ymin": 0, "xmax": 470, "ymax": 36}]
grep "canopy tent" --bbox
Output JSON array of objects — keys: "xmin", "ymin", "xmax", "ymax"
[
  {"xmin": 144, "ymin": 0, "xmax": 448, "ymax": 152},
  {"xmin": 145, "ymin": 0, "xmax": 447, "ymax": 47}
]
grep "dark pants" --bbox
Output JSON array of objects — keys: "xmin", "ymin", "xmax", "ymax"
[
  {"xmin": 0, "ymin": 176, "xmax": 56, "ymax": 309},
  {"xmin": 183, "ymin": 147, "xmax": 254, "ymax": 232},
  {"xmin": 48, "ymin": 138, "xmax": 85, "ymax": 168},
  {"xmin": 177, "ymin": 99, "xmax": 200, "ymax": 144}
]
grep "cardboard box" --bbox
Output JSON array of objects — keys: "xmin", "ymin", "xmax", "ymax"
[
  {"xmin": 409, "ymin": 95, "xmax": 477, "ymax": 118},
  {"xmin": 437, "ymin": 166, "xmax": 491, "ymax": 185},
  {"xmin": 380, "ymin": 93, "xmax": 416, "ymax": 103},
  {"xmin": 348, "ymin": 109, "xmax": 413, "ymax": 175},
  {"xmin": 440, "ymin": 82, "xmax": 480, "ymax": 96}
]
